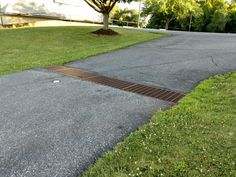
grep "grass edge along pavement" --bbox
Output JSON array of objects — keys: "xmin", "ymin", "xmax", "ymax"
[
  {"xmin": 81, "ymin": 72, "xmax": 236, "ymax": 177},
  {"xmin": 0, "ymin": 26, "xmax": 168, "ymax": 76}
]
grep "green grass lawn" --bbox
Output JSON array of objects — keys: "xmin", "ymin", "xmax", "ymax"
[
  {"xmin": 82, "ymin": 72, "xmax": 236, "ymax": 177},
  {"xmin": 0, "ymin": 26, "xmax": 167, "ymax": 75}
]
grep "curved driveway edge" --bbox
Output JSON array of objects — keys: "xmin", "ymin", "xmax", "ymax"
[{"xmin": 0, "ymin": 30, "xmax": 235, "ymax": 177}]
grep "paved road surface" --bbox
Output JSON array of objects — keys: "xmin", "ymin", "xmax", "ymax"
[
  {"xmin": 67, "ymin": 30, "xmax": 236, "ymax": 92},
  {"xmin": 0, "ymin": 30, "xmax": 235, "ymax": 177}
]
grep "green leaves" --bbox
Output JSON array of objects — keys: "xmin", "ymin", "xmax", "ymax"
[
  {"xmin": 143, "ymin": 0, "xmax": 235, "ymax": 32},
  {"xmin": 112, "ymin": 8, "xmax": 139, "ymax": 22},
  {"xmin": 143, "ymin": 0, "xmax": 202, "ymax": 29}
]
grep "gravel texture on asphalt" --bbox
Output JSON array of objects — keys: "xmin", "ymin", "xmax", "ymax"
[{"xmin": 0, "ymin": 70, "xmax": 169, "ymax": 177}]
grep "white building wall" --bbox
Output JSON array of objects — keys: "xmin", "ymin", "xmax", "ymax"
[{"xmin": 0, "ymin": 0, "xmax": 102, "ymax": 22}]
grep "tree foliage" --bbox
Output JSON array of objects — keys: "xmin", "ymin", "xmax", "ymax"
[
  {"xmin": 225, "ymin": 2, "xmax": 236, "ymax": 32},
  {"xmin": 112, "ymin": 8, "xmax": 138, "ymax": 22},
  {"xmin": 143, "ymin": 0, "xmax": 202, "ymax": 30},
  {"xmin": 111, "ymin": 7, "xmax": 139, "ymax": 26},
  {"xmin": 143, "ymin": 0, "xmax": 236, "ymax": 32}
]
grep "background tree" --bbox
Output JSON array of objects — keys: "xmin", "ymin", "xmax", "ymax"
[
  {"xmin": 142, "ymin": 0, "xmax": 235, "ymax": 33},
  {"xmin": 84, "ymin": 0, "xmax": 133, "ymax": 30},
  {"xmin": 112, "ymin": 8, "xmax": 138, "ymax": 26},
  {"xmin": 194, "ymin": 0, "xmax": 229, "ymax": 32},
  {"xmin": 109, "ymin": 4, "xmax": 120, "ymax": 17},
  {"xmin": 185, "ymin": 0, "xmax": 203, "ymax": 31},
  {"xmin": 143, "ymin": 0, "xmax": 201, "ymax": 30},
  {"xmin": 225, "ymin": 0, "xmax": 236, "ymax": 32}
]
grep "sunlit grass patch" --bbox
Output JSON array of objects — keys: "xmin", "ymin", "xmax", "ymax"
[
  {"xmin": 0, "ymin": 26, "xmax": 167, "ymax": 75},
  {"xmin": 82, "ymin": 72, "xmax": 236, "ymax": 177}
]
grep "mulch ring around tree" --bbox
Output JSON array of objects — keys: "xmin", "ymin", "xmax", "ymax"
[{"xmin": 92, "ymin": 28, "xmax": 119, "ymax": 35}]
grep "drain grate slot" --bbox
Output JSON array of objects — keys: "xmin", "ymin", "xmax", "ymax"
[
  {"xmin": 48, "ymin": 66, "xmax": 185, "ymax": 103},
  {"xmin": 149, "ymin": 89, "xmax": 165, "ymax": 98}
]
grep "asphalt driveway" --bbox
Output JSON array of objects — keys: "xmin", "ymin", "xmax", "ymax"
[
  {"xmin": 0, "ymin": 70, "xmax": 169, "ymax": 177},
  {"xmin": 67, "ymin": 30, "xmax": 236, "ymax": 92},
  {"xmin": 0, "ymin": 31, "xmax": 236, "ymax": 177}
]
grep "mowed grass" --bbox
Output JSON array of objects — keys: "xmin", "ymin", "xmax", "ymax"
[
  {"xmin": 82, "ymin": 72, "xmax": 236, "ymax": 177},
  {"xmin": 0, "ymin": 26, "xmax": 167, "ymax": 75}
]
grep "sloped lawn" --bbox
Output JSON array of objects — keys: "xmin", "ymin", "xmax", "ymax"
[
  {"xmin": 0, "ymin": 26, "xmax": 167, "ymax": 75},
  {"xmin": 82, "ymin": 72, "xmax": 236, "ymax": 177}
]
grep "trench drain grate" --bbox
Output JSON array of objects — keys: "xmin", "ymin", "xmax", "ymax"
[{"xmin": 48, "ymin": 66, "xmax": 185, "ymax": 104}]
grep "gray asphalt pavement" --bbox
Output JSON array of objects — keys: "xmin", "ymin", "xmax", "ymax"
[
  {"xmin": 0, "ymin": 31, "xmax": 236, "ymax": 177},
  {"xmin": 0, "ymin": 70, "xmax": 169, "ymax": 177},
  {"xmin": 67, "ymin": 30, "xmax": 236, "ymax": 92}
]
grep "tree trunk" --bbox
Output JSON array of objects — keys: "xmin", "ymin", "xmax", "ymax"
[
  {"xmin": 137, "ymin": 0, "xmax": 141, "ymax": 28},
  {"xmin": 189, "ymin": 13, "xmax": 193, "ymax": 32},
  {"xmin": 165, "ymin": 21, "xmax": 169, "ymax": 30},
  {"xmin": 103, "ymin": 13, "xmax": 109, "ymax": 30}
]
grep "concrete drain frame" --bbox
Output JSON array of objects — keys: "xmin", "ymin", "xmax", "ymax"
[{"xmin": 48, "ymin": 66, "xmax": 185, "ymax": 104}]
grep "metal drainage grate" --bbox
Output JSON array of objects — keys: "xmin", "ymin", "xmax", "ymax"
[{"xmin": 48, "ymin": 66, "xmax": 185, "ymax": 103}]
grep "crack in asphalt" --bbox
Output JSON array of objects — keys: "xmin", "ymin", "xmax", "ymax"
[
  {"xmin": 209, "ymin": 56, "xmax": 227, "ymax": 71},
  {"xmin": 210, "ymin": 56, "xmax": 219, "ymax": 67}
]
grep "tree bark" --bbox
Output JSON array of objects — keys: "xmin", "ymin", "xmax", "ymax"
[
  {"xmin": 103, "ymin": 13, "xmax": 109, "ymax": 30},
  {"xmin": 189, "ymin": 13, "xmax": 193, "ymax": 32},
  {"xmin": 165, "ymin": 21, "xmax": 169, "ymax": 30}
]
